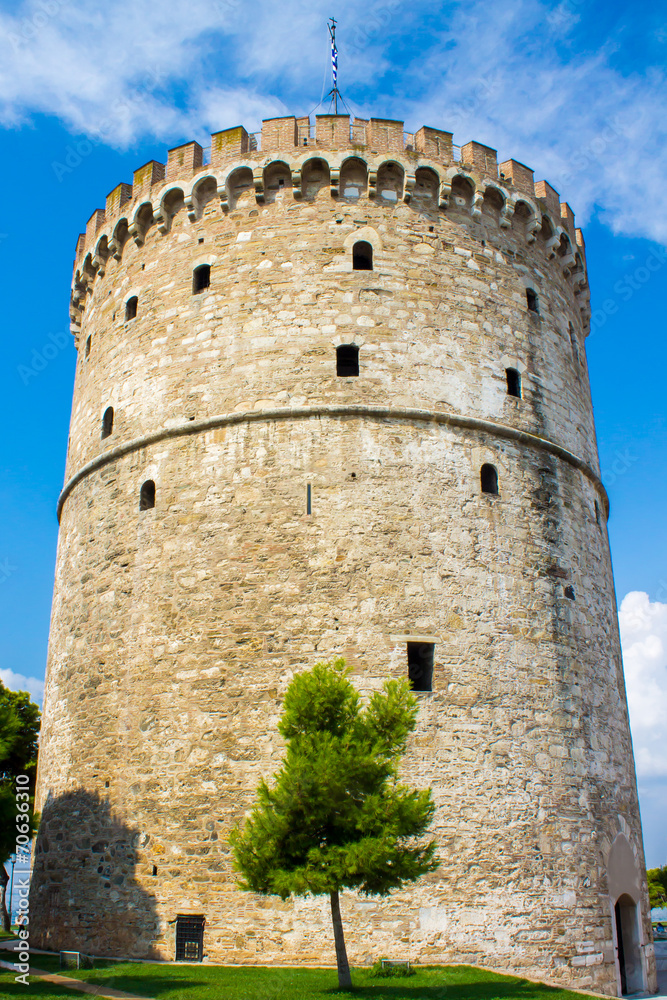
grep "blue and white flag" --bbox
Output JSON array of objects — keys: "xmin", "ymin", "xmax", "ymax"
[{"xmin": 331, "ymin": 36, "xmax": 338, "ymax": 87}]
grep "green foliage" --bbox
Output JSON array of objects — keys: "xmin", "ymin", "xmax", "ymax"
[
  {"xmin": 0, "ymin": 684, "xmax": 40, "ymax": 788},
  {"xmin": 648, "ymin": 865, "xmax": 667, "ymax": 910},
  {"xmin": 369, "ymin": 959, "xmax": 415, "ymax": 978},
  {"xmin": 0, "ymin": 681, "xmax": 41, "ymax": 865},
  {"xmin": 231, "ymin": 658, "xmax": 438, "ymax": 900}
]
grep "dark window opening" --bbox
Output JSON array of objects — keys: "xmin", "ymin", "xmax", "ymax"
[
  {"xmin": 481, "ymin": 464, "xmax": 499, "ymax": 495},
  {"xmin": 352, "ymin": 240, "xmax": 373, "ymax": 270},
  {"xmin": 139, "ymin": 480, "xmax": 155, "ymax": 511},
  {"xmin": 85, "ymin": 335, "xmax": 91, "ymax": 358},
  {"xmin": 152, "ymin": 865, "xmax": 158, "ymax": 876},
  {"xmin": 198, "ymin": 237, "xmax": 204, "ymax": 244},
  {"xmin": 594, "ymin": 500, "xmax": 601, "ymax": 526},
  {"xmin": 193, "ymin": 264, "xmax": 211, "ymax": 294},
  {"xmin": 125, "ymin": 296, "xmax": 138, "ymax": 321},
  {"xmin": 526, "ymin": 288, "xmax": 539, "ymax": 313},
  {"xmin": 175, "ymin": 915, "xmax": 204, "ymax": 962},
  {"xmin": 407, "ymin": 642, "xmax": 434, "ymax": 692},
  {"xmin": 506, "ymin": 368, "xmax": 522, "ymax": 398},
  {"xmin": 101, "ymin": 406, "xmax": 114, "ymax": 439},
  {"xmin": 306, "ymin": 483, "xmax": 312, "ymax": 515},
  {"xmin": 564, "ymin": 585, "xmax": 576, "ymax": 600},
  {"xmin": 336, "ymin": 344, "xmax": 359, "ymax": 377}
]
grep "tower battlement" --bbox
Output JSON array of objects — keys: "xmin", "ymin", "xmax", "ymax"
[{"xmin": 72, "ymin": 114, "xmax": 589, "ymax": 343}]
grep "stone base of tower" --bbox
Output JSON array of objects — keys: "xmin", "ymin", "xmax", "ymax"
[{"xmin": 30, "ymin": 812, "xmax": 659, "ymax": 997}]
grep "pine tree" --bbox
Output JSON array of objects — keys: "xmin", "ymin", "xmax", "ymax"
[{"xmin": 230, "ymin": 659, "xmax": 439, "ymax": 988}]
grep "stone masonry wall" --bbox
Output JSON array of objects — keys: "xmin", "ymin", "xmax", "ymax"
[{"xmin": 32, "ymin": 118, "xmax": 655, "ymax": 997}]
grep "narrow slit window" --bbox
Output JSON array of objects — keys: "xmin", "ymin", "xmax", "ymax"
[
  {"xmin": 594, "ymin": 500, "xmax": 601, "ymax": 526},
  {"xmin": 569, "ymin": 322, "xmax": 580, "ymax": 364},
  {"xmin": 336, "ymin": 344, "xmax": 359, "ymax": 377},
  {"xmin": 193, "ymin": 264, "xmax": 211, "ymax": 294},
  {"xmin": 506, "ymin": 368, "xmax": 521, "ymax": 398},
  {"xmin": 85, "ymin": 335, "xmax": 92, "ymax": 358},
  {"xmin": 101, "ymin": 406, "xmax": 114, "ymax": 439},
  {"xmin": 139, "ymin": 480, "xmax": 155, "ymax": 511},
  {"xmin": 352, "ymin": 240, "xmax": 373, "ymax": 271},
  {"xmin": 306, "ymin": 483, "xmax": 312, "ymax": 515},
  {"xmin": 125, "ymin": 296, "xmax": 138, "ymax": 321},
  {"xmin": 526, "ymin": 288, "xmax": 539, "ymax": 313},
  {"xmin": 481, "ymin": 464, "xmax": 499, "ymax": 495},
  {"xmin": 407, "ymin": 642, "xmax": 434, "ymax": 692}
]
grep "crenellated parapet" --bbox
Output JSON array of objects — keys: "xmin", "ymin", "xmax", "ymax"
[{"xmin": 70, "ymin": 112, "xmax": 590, "ymax": 339}]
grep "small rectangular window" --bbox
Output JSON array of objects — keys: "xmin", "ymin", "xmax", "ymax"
[
  {"xmin": 306, "ymin": 483, "xmax": 312, "ymax": 515},
  {"xmin": 407, "ymin": 642, "xmax": 434, "ymax": 692},
  {"xmin": 506, "ymin": 368, "xmax": 521, "ymax": 398},
  {"xmin": 175, "ymin": 915, "xmax": 205, "ymax": 962}
]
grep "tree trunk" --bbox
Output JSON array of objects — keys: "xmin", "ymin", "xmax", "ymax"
[
  {"xmin": 329, "ymin": 890, "xmax": 352, "ymax": 989},
  {"xmin": 0, "ymin": 864, "xmax": 10, "ymax": 932}
]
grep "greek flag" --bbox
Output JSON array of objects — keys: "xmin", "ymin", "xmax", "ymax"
[{"xmin": 331, "ymin": 37, "xmax": 338, "ymax": 87}]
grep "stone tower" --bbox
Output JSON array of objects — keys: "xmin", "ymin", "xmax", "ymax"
[{"xmin": 31, "ymin": 113, "xmax": 656, "ymax": 996}]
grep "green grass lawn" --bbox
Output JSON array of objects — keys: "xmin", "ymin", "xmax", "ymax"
[{"xmin": 0, "ymin": 958, "xmax": 596, "ymax": 1000}]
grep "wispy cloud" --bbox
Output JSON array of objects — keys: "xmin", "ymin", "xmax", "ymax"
[{"xmin": 0, "ymin": 0, "xmax": 665, "ymax": 235}]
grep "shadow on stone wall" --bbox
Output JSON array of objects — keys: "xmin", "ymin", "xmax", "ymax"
[{"xmin": 29, "ymin": 788, "xmax": 163, "ymax": 959}]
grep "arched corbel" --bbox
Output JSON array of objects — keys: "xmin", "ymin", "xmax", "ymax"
[
  {"xmin": 128, "ymin": 221, "xmax": 143, "ymax": 246},
  {"xmin": 527, "ymin": 217, "xmax": 540, "ymax": 243},
  {"xmin": 291, "ymin": 167, "xmax": 302, "ymax": 199},
  {"xmin": 561, "ymin": 252, "xmax": 576, "ymax": 275},
  {"xmin": 368, "ymin": 168, "xmax": 378, "ymax": 199},
  {"xmin": 330, "ymin": 167, "xmax": 340, "ymax": 198},
  {"xmin": 403, "ymin": 172, "xmax": 416, "ymax": 203},
  {"xmin": 471, "ymin": 191, "xmax": 484, "ymax": 220},
  {"xmin": 545, "ymin": 234, "xmax": 560, "ymax": 259},
  {"xmin": 218, "ymin": 181, "xmax": 229, "ymax": 214},
  {"xmin": 109, "ymin": 237, "xmax": 122, "ymax": 260},
  {"xmin": 185, "ymin": 195, "xmax": 196, "ymax": 223},
  {"xmin": 253, "ymin": 166, "xmax": 265, "ymax": 204},
  {"xmin": 438, "ymin": 179, "xmax": 451, "ymax": 209},
  {"xmin": 500, "ymin": 201, "xmax": 515, "ymax": 228},
  {"xmin": 92, "ymin": 253, "xmax": 106, "ymax": 276}
]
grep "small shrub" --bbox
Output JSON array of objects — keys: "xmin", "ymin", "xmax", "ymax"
[{"xmin": 370, "ymin": 959, "xmax": 415, "ymax": 978}]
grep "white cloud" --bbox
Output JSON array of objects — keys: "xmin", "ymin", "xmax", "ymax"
[
  {"xmin": 619, "ymin": 592, "xmax": 667, "ymax": 779},
  {"xmin": 0, "ymin": 668, "xmax": 45, "ymax": 705}
]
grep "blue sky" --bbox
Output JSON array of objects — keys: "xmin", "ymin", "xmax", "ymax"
[{"xmin": 0, "ymin": 0, "xmax": 665, "ymax": 869}]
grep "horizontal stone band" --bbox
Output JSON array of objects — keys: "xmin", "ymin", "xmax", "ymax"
[{"xmin": 56, "ymin": 404, "xmax": 608, "ymax": 521}]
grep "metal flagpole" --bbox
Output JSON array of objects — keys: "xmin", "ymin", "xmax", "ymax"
[{"xmin": 328, "ymin": 17, "xmax": 339, "ymax": 113}]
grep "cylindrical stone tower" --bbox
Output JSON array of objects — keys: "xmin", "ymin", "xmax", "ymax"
[{"xmin": 31, "ymin": 113, "xmax": 656, "ymax": 996}]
